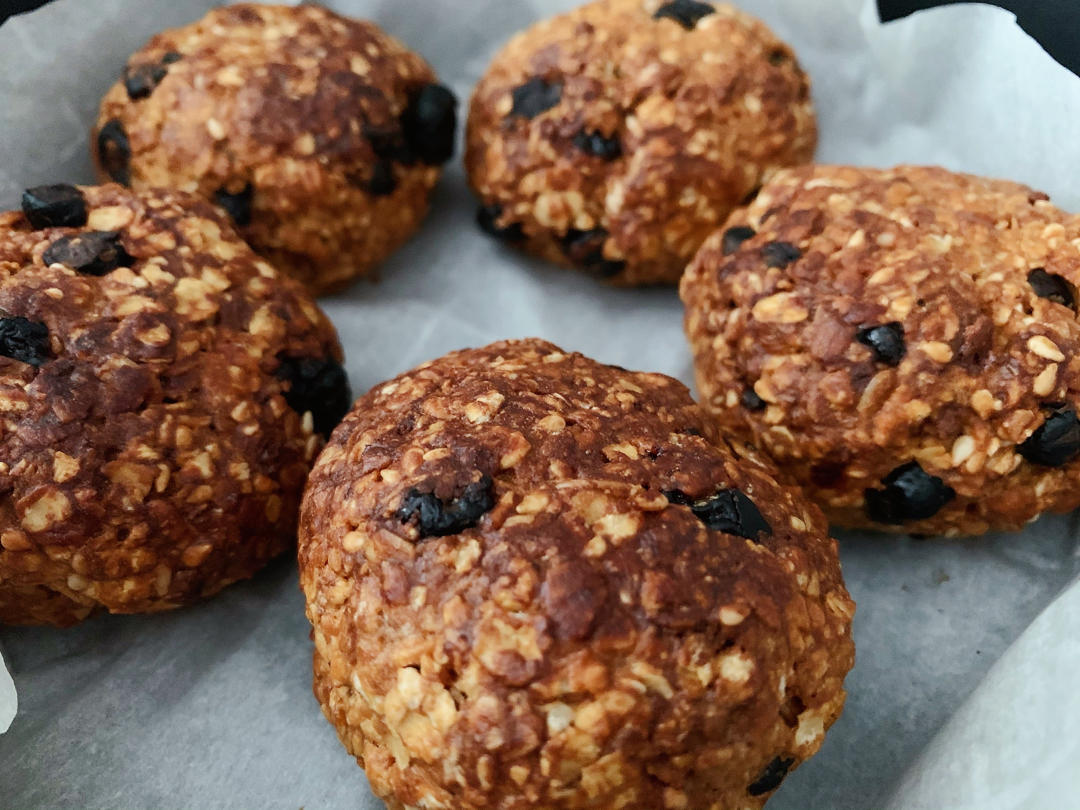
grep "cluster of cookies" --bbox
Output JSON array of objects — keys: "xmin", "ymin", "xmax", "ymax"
[{"xmin": 4, "ymin": 0, "xmax": 1070, "ymax": 807}]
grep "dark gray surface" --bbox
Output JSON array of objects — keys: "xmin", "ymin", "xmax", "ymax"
[{"xmin": 878, "ymin": 0, "xmax": 1080, "ymax": 76}]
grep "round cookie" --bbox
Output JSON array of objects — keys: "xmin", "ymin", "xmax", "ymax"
[
  {"xmin": 92, "ymin": 3, "xmax": 457, "ymax": 295},
  {"xmin": 299, "ymin": 339, "xmax": 853, "ymax": 809},
  {"xmin": 681, "ymin": 164, "xmax": 1080, "ymax": 536},
  {"xmin": 465, "ymin": 0, "xmax": 816, "ymax": 285},
  {"xmin": 0, "ymin": 182, "xmax": 350, "ymax": 626}
]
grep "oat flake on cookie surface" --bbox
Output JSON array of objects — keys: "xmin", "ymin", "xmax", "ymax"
[{"xmin": 299, "ymin": 338, "xmax": 853, "ymax": 810}]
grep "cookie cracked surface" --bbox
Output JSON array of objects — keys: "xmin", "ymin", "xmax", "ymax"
[
  {"xmin": 465, "ymin": 0, "xmax": 816, "ymax": 285},
  {"xmin": 299, "ymin": 338, "xmax": 853, "ymax": 809},
  {"xmin": 681, "ymin": 164, "xmax": 1080, "ymax": 536},
  {"xmin": 92, "ymin": 3, "xmax": 456, "ymax": 295},
  {"xmin": 0, "ymin": 183, "xmax": 346, "ymax": 626}
]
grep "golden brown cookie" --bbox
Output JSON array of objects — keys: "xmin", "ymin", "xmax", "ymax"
[
  {"xmin": 0, "ymin": 183, "xmax": 349, "ymax": 626},
  {"xmin": 92, "ymin": 3, "xmax": 456, "ymax": 295},
  {"xmin": 465, "ymin": 0, "xmax": 816, "ymax": 286},
  {"xmin": 681, "ymin": 164, "xmax": 1080, "ymax": 536},
  {"xmin": 299, "ymin": 338, "xmax": 853, "ymax": 809}
]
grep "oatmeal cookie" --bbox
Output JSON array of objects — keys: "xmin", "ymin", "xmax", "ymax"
[
  {"xmin": 681, "ymin": 164, "xmax": 1080, "ymax": 536},
  {"xmin": 466, "ymin": 0, "xmax": 816, "ymax": 285},
  {"xmin": 0, "ymin": 182, "xmax": 349, "ymax": 626},
  {"xmin": 299, "ymin": 338, "xmax": 853, "ymax": 809},
  {"xmin": 92, "ymin": 3, "xmax": 456, "ymax": 294}
]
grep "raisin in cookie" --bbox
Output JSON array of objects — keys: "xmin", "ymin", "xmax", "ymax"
[
  {"xmin": 92, "ymin": 3, "xmax": 456, "ymax": 294},
  {"xmin": 466, "ymin": 0, "xmax": 815, "ymax": 285},
  {"xmin": 681, "ymin": 164, "xmax": 1080, "ymax": 536},
  {"xmin": 0, "ymin": 183, "xmax": 350, "ymax": 626},
  {"xmin": 299, "ymin": 338, "xmax": 853, "ymax": 809}
]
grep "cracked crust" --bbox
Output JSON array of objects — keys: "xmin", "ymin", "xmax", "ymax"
[
  {"xmin": 0, "ymin": 184, "xmax": 343, "ymax": 626},
  {"xmin": 299, "ymin": 338, "xmax": 853, "ymax": 810},
  {"xmin": 465, "ymin": 0, "xmax": 816, "ymax": 285},
  {"xmin": 681, "ymin": 164, "xmax": 1080, "ymax": 536},
  {"xmin": 92, "ymin": 3, "xmax": 448, "ymax": 294}
]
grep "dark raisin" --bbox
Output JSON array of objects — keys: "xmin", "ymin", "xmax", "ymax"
[
  {"xmin": 476, "ymin": 204, "xmax": 525, "ymax": 243},
  {"xmin": 722, "ymin": 225, "xmax": 756, "ymax": 256},
  {"xmin": 561, "ymin": 228, "xmax": 624, "ymax": 278},
  {"xmin": 366, "ymin": 160, "xmax": 397, "ymax": 196},
  {"xmin": 1027, "ymin": 268, "xmax": 1075, "ymax": 310},
  {"xmin": 653, "ymin": 0, "xmax": 715, "ymax": 29},
  {"xmin": 856, "ymin": 322, "xmax": 906, "ymax": 366},
  {"xmin": 276, "ymin": 357, "xmax": 352, "ymax": 438},
  {"xmin": 661, "ymin": 488, "xmax": 693, "ymax": 506},
  {"xmin": 761, "ymin": 241, "xmax": 801, "ymax": 268},
  {"xmin": 43, "ymin": 231, "xmax": 134, "ymax": 276},
  {"xmin": 123, "ymin": 63, "xmax": 168, "ymax": 100},
  {"xmin": 509, "ymin": 77, "xmax": 562, "ymax": 119},
  {"xmin": 1017, "ymin": 407, "xmax": 1080, "ymax": 467},
  {"xmin": 768, "ymin": 49, "xmax": 790, "ymax": 65},
  {"xmin": 214, "ymin": 182, "xmax": 254, "ymax": 227},
  {"xmin": 747, "ymin": 756, "xmax": 795, "ymax": 796},
  {"xmin": 21, "ymin": 184, "xmax": 88, "ymax": 229},
  {"xmin": 573, "ymin": 129, "xmax": 621, "ymax": 160},
  {"xmin": 0, "ymin": 316, "xmax": 51, "ymax": 367},
  {"xmin": 664, "ymin": 488, "xmax": 772, "ymax": 541},
  {"xmin": 740, "ymin": 388, "xmax": 766, "ymax": 411},
  {"xmin": 864, "ymin": 461, "xmax": 955, "ymax": 524},
  {"xmin": 161, "ymin": 51, "xmax": 183, "ymax": 64},
  {"xmin": 97, "ymin": 119, "xmax": 131, "ymax": 185},
  {"xmin": 397, "ymin": 475, "xmax": 495, "ymax": 538},
  {"xmin": 365, "ymin": 122, "xmax": 410, "ymax": 164},
  {"xmin": 400, "ymin": 83, "xmax": 457, "ymax": 165}
]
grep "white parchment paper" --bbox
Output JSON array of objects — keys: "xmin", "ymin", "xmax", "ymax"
[{"xmin": 2, "ymin": 0, "xmax": 1079, "ymax": 807}]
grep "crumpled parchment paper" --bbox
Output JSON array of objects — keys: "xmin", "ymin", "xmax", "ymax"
[{"xmin": 1, "ymin": 0, "xmax": 1079, "ymax": 808}]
